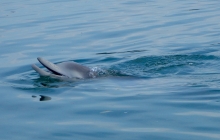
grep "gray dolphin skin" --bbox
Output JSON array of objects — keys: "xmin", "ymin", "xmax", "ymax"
[{"xmin": 32, "ymin": 57, "xmax": 95, "ymax": 80}]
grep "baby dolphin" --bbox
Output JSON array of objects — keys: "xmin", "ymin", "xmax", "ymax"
[{"xmin": 32, "ymin": 57, "xmax": 96, "ymax": 80}]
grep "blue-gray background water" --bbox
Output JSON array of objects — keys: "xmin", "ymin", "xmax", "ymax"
[{"xmin": 1, "ymin": 0, "xmax": 220, "ymax": 139}]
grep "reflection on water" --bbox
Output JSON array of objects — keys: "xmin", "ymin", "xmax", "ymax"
[
  {"xmin": 39, "ymin": 95, "xmax": 51, "ymax": 101},
  {"xmin": 32, "ymin": 95, "xmax": 51, "ymax": 101}
]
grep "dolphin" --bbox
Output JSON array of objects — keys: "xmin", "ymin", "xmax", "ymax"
[{"xmin": 32, "ymin": 57, "xmax": 96, "ymax": 80}]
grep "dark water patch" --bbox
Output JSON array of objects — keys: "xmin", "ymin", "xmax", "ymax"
[
  {"xmin": 65, "ymin": 131, "xmax": 116, "ymax": 139},
  {"xmin": 96, "ymin": 49, "xmax": 147, "ymax": 55},
  {"xmin": 211, "ymin": 43, "xmax": 220, "ymax": 46},
  {"xmin": 90, "ymin": 57, "xmax": 123, "ymax": 64},
  {"xmin": 193, "ymin": 126, "xmax": 220, "ymax": 132},
  {"xmin": 106, "ymin": 94, "xmax": 151, "ymax": 102},
  {"xmin": 189, "ymin": 9, "xmax": 200, "ymax": 11}
]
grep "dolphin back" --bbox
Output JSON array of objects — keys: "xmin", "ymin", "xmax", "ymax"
[{"xmin": 56, "ymin": 62, "xmax": 91, "ymax": 79}]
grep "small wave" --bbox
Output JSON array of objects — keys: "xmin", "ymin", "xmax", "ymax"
[
  {"xmin": 96, "ymin": 49, "xmax": 147, "ymax": 55},
  {"xmin": 4, "ymin": 54, "xmax": 220, "ymax": 90},
  {"xmin": 111, "ymin": 54, "xmax": 220, "ymax": 77}
]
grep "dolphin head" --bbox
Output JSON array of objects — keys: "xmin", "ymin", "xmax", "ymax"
[{"xmin": 32, "ymin": 57, "xmax": 96, "ymax": 80}]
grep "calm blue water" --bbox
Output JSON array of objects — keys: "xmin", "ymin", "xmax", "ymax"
[{"xmin": 1, "ymin": 0, "xmax": 220, "ymax": 139}]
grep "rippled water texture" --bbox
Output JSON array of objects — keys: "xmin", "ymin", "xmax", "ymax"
[{"xmin": 1, "ymin": 0, "xmax": 220, "ymax": 139}]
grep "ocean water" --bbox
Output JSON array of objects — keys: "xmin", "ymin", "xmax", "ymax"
[{"xmin": 1, "ymin": 0, "xmax": 220, "ymax": 139}]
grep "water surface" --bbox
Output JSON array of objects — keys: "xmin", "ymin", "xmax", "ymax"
[{"xmin": 1, "ymin": 0, "xmax": 220, "ymax": 139}]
